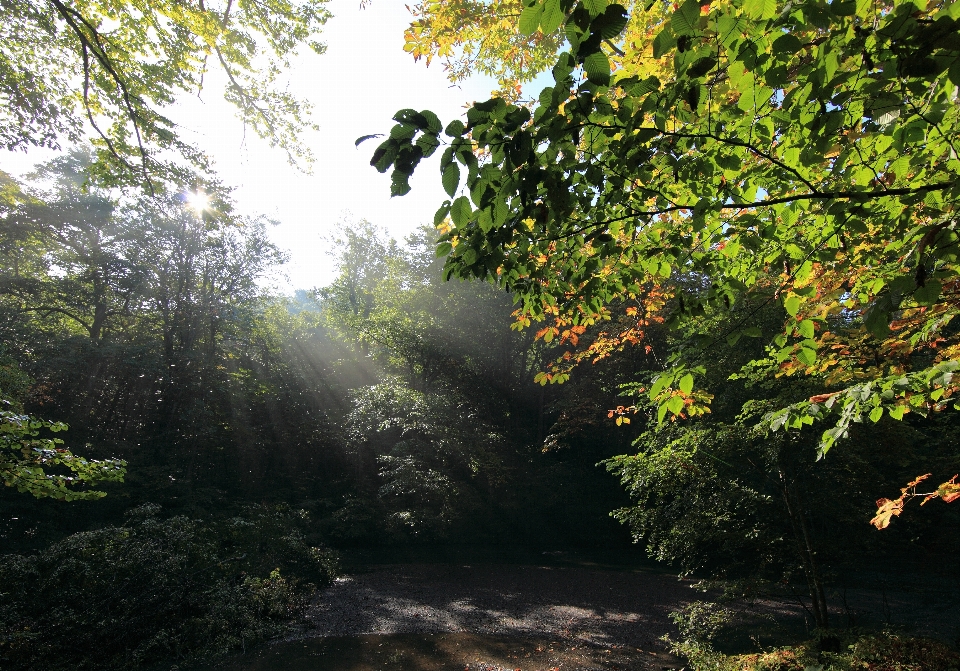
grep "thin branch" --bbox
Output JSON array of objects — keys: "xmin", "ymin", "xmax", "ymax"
[
  {"xmin": 604, "ymin": 39, "xmax": 625, "ymax": 57},
  {"xmin": 47, "ymin": 0, "xmax": 154, "ymax": 192}
]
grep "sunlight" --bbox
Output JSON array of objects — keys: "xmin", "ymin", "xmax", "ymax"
[{"xmin": 186, "ymin": 190, "xmax": 211, "ymax": 215}]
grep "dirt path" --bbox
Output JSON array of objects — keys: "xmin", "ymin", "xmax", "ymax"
[
  {"xmin": 205, "ymin": 563, "xmax": 710, "ymax": 671},
  {"xmin": 304, "ymin": 563, "xmax": 706, "ymax": 649},
  {"xmin": 202, "ymin": 562, "xmax": 957, "ymax": 671}
]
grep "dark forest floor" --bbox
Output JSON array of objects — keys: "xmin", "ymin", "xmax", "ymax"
[{"xmin": 198, "ymin": 552, "xmax": 959, "ymax": 671}]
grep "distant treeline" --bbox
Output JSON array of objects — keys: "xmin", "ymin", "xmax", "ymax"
[{"xmin": 0, "ymin": 152, "xmax": 638, "ymax": 552}]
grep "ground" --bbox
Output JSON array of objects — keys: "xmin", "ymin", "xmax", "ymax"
[{"xmin": 199, "ymin": 552, "xmax": 959, "ymax": 671}]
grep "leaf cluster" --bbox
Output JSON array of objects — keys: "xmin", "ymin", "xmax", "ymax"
[{"xmin": 370, "ymin": 0, "xmax": 960, "ymax": 456}]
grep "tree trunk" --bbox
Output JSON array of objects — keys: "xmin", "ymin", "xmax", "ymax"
[{"xmin": 780, "ymin": 472, "xmax": 830, "ymax": 629}]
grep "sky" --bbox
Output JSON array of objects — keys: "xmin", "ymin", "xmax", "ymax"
[{"xmin": 1, "ymin": 0, "xmax": 496, "ymax": 292}]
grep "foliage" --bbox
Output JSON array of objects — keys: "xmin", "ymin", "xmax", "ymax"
[
  {"xmin": 662, "ymin": 601, "xmax": 731, "ymax": 671},
  {"xmin": 601, "ymin": 305, "xmax": 958, "ymax": 629},
  {"xmin": 315, "ymin": 221, "xmax": 637, "ymax": 546},
  {"xmin": 0, "ymin": 409, "xmax": 125, "ymax": 500},
  {"xmin": 708, "ymin": 632, "xmax": 960, "ymax": 671},
  {"xmin": 398, "ymin": 0, "xmax": 566, "ymax": 95},
  {"xmin": 604, "ymin": 425, "xmax": 780, "ymax": 575},
  {"xmin": 345, "ymin": 377, "xmax": 511, "ymax": 536},
  {"xmin": 871, "ymin": 472, "xmax": 960, "ymax": 529},
  {"xmin": 1, "ymin": 0, "xmax": 330, "ymax": 186},
  {"xmin": 0, "ymin": 503, "xmax": 338, "ymax": 671},
  {"xmin": 393, "ymin": 0, "xmax": 679, "ymax": 96},
  {"xmin": 368, "ymin": 0, "xmax": 960, "ymax": 514},
  {"xmin": 0, "ymin": 154, "xmax": 339, "ymax": 508}
]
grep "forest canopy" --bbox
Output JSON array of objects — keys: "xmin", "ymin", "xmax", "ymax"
[
  {"xmin": 1, "ymin": 0, "xmax": 330, "ymax": 188},
  {"xmin": 368, "ymin": 0, "xmax": 960, "ymax": 514}
]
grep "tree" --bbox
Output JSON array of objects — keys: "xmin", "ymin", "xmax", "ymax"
[
  {"xmin": 0, "ymin": 162, "xmax": 127, "ymax": 499},
  {"xmin": 599, "ymin": 296, "xmax": 952, "ymax": 629},
  {"xmin": 393, "ymin": 0, "xmax": 676, "ymax": 96},
  {"xmin": 1, "ymin": 0, "xmax": 330, "ymax": 187},
  {"xmin": 11, "ymin": 153, "xmax": 147, "ymax": 344},
  {"xmin": 368, "ymin": 0, "xmax": 960, "ymax": 510},
  {"xmin": 397, "ymin": 0, "xmax": 565, "ymax": 95},
  {"xmin": 0, "ymin": 155, "xmax": 293, "ymax": 500}
]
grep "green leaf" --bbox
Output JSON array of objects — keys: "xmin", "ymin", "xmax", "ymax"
[
  {"xmin": 584, "ymin": 51, "xmax": 612, "ymax": 85},
  {"xmin": 540, "ymin": 0, "xmax": 564, "ymax": 34},
  {"xmin": 450, "ymin": 196, "xmax": 472, "ymax": 226},
  {"xmin": 743, "ymin": 0, "xmax": 777, "ymax": 19},
  {"xmin": 389, "ymin": 123, "xmax": 417, "ymax": 140},
  {"xmin": 435, "ymin": 241, "xmax": 452, "ymax": 257},
  {"xmin": 419, "ymin": 109, "xmax": 442, "ymax": 133},
  {"xmin": 830, "ymin": 0, "xmax": 857, "ymax": 15},
  {"xmin": 584, "ymin": 0, "xmax": 608, "ymax": 16},
  {"xmin": 742, "ymin": 326, "xmax": 762, "ymax": 337},
  {"xmin": 392, "ymin": 108, "xmax": 423, "ymax": 125},
  {"xmin": 796, "ymin": 346, "xmax": 817, "ymax": 366},
  {"xmin": 592, "ymin": 4, "xmax": 629, "ymax": 39},
  {"xmin": 650, "ymin": 373, "xmax": 673, "ymax": 398},
  {"xmin": 390, "ymin": 171, "xmax": 411, "ymax": 197},
  {"xmin": 371, "ymin": 139, "xmax": 399, "ymax": 173},
  {"xmin": 519, "ymin": 3, "xmax": 544, "ymax": 35},
  {"xmin": 784, "ymin": 295, "xmax": 801, "ymax": 316},
  {"xmin": 666, "ymin": 395, "xmax": 685, "ymax": 415},
  {"xmin": 889, "ymin": 405, "xmax": 905, "ymax": 420},
  {"xmin": 355, "ymin": 134, "xmax": 382, "ymax": 147},
  {"xmin": 678, "ymin": 373, "xmax": 694, "ymax": 395},
  {"xmin": 442, "ymin": 162, "xmax": 460, "ymax": 197},
  {"xmin": 433, "ymin": 201, "xmax": 451, "ymax": 226},
  {"xmin": 416, "ymin": 133, "xmax": 440, "ymax": 158},
  {"xmin": 869, "ymin": 406, "xmax": 884, "ymax": 422},
  {"xmin": 445, "ymin": 119, "xmax": 466, "ymax": 137},
  {"xmin": 687, "ymin": 56, "xmax": 717, "ymax": 77},
  {"xmin": 864, "ymin": 292, "xmax": 895, "ymax": 338},
  {"xmin": 914, "ymin": 279, "xmax": 941, "ymax": 306},
  {"xmin": 798, "ymin": 319, "xmax": 815, "ymax": 339},
  {"xmin": 772, "ymin": 33, "xmax": 803, "ymax": 55},
  {"xmin": 671, "ymin": 0, "xmax": 701, "ymax": 36},
  {"xmin": 653, "ymin": 27, "xmax": 677, "ymax": 59}
]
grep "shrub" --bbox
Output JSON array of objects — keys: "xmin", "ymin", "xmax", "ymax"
[
  {"xmin": 0, "ymin": 503, "xmax": 338, "ymax": 670},
  {"xmin": 662, "ymin": 601, "xmax": 732, "ymax": 670},
  {"xmin": 682, "ymin": 631, "xmax": 960, "ymax": 671}
]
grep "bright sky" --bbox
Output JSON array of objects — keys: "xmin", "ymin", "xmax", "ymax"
[{"xmin": 1, "ymin": 0, "xmax": 496, "ymax": 292}]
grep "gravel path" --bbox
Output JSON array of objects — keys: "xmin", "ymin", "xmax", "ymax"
[
  {"xmin": 304, "ymin": 563, "xmax": 792, "ymax": 650},
  {"xmin": 201, "ymin": 563, "xmax": 957, "ymax": 671}
]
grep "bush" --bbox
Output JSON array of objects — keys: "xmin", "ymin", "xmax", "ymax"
[
  {"xmin": 682, "ymin": 631, "xmax": 960, "ymax": 671},
  {"xmin": 0, "ymin": 503, "xmax": 338, "ymax": 670},
  {"xmin": 662, "ymin": 601, "xmax": 731, "ymax": 670}
]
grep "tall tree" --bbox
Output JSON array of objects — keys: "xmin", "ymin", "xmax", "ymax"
[
  {"xmin": 0, "ymin": 155, "xmax": 303, "ymax": 500},
  {"xmin": 367, "ymin": 0, "xmax": 960, "ymax": 510}
]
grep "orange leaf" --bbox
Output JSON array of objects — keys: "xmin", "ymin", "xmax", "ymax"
[
  {"xmin": 870, "ymin": 498, "xmax": 903, "ymax": 530},
  {"xmin": 938, "ymin": 475, "xmax": 960, "ymax": 503}
]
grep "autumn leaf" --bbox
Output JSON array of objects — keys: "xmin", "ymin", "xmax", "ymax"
[
  {"xmin": 937, "ymin": 475, "xmax": 960, "ymax": 504},
  {"xmin": 870, "ymin": 498, "xmax": 903, "ymax": 530}
]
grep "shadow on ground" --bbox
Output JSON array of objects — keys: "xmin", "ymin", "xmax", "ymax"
[
  {"xmin": 197, "ymin": 632, "xmax": 683, "ymax": 671},
  {"xmin": 192, "ymin": 552, "xmax": 959, "ymax": 671}
]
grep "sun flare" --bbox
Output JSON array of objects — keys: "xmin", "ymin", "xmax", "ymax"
[{"xmin": 186, "ymin": 190, "xmax": 211, "ymax": 215}]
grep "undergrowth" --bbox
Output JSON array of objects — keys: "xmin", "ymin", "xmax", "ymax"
[
  {"xmin": 0, "ymin": 503, "xmax": 338, "ymax": 670},
  {"xmin": 721, "ymin": 633, "xmax": 960, "ymax": 671},
  {"xmin": 665, "ymin": 601, "xmax": 959, "ymax": 671}
]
